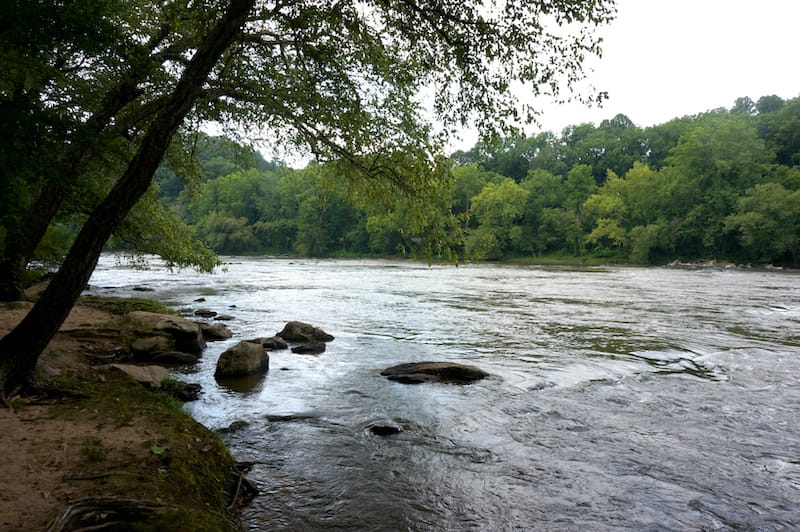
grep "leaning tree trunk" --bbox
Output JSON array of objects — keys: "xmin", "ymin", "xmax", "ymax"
[{"xmin": 0, "ymin": 0, "xmax": 255, "ymax": 398}]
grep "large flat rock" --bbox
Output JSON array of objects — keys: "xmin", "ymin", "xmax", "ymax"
[{"xmin": 380, "ymin": 361, "xmax": 489, "ymax": 384}]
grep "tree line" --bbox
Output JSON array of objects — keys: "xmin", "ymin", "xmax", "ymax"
[{"xmin": 153, "ymin": 94, "xmax": 800, "ymax": 265}]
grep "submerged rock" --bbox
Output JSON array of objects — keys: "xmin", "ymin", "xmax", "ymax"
[
  {"xmin": 196, "ymin": 321, "xmax": 233, "ymax": 341},
  {"xmin": 194, "ymin": 308, "xmax": 217, "ymax": 318},
  {"xmin": 367, "ymin": 418, "xmax": 403, "ymax": 436},
  {"xmin": 215, "ymin": 341, "xmax": 269, "ymax": 379},
  {"xmin": 218, "ymin": 420, "xmax": 250, "ymax": 433},
  {"xmin": 381, "ymin": 361, "xmax": 489, "ymax": 384},
  {"xmin": 291, "ymin": 341, "xmax": 326, "ymax": 355},
  {"xmin": 277, "ymin": 321, "xmax": 334, "ymax": 343},
  {"xmin": 248, "ymin": 336, "xmax": 289, "ymax": 350}
]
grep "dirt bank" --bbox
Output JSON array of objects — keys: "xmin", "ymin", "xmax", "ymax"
[{"xmin": 0, "ymin": 300, "xmax": 250, "ymax": 531}]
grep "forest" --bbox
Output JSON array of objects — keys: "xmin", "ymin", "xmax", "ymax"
[{"xmin": 147, "ymin": 94, "xmax": 800, "ymax": 266}]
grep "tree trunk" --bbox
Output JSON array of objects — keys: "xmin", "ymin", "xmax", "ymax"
[{"xmin": 0, "ymin": 0, "xmax": 255, "ymax": 398}]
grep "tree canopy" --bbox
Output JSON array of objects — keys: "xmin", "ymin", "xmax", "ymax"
[
  {"xmin": 0, "ymin": 0, "xmax": 616, "ymax": 396},
  {"xmin": 162, "ymin": 93, "xmax": 800, "ymax": 268}
]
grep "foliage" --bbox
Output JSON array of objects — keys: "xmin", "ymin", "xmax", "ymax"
[
  {"xmin": 3, "ymin": 0, "xmax": 617, "ymax": 301},
  {"xmin": 163, "ymin": 93, "xmax": 800, "ymax": 267}
]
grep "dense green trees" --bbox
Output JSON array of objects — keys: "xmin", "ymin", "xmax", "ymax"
[{"xmin": 173, "ymin": 94, "xmax": 800, "ymax": 267}]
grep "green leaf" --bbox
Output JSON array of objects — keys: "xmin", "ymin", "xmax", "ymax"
[{"xmin": 150, "ymin": 444, "xmax": 169, "ymax": 455}]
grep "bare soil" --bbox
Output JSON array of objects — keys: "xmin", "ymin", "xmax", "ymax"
[{"xmin": 0, "ymin": 301, "xmax": 241, "ymax": 530}]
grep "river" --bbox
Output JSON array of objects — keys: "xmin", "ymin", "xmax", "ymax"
[{"xmin": 87, "ymin": 255, "xmax": 800, "ymax": 530}]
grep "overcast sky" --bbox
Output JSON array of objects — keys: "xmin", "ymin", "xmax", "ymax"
[{"xmin": 451, "ymin": 0, "xmax": 800, "ymax": 150}]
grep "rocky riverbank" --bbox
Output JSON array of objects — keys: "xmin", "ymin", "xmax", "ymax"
[{"xmin": 0, "ymin": 297, "xmax": 254, "ymax": 531}]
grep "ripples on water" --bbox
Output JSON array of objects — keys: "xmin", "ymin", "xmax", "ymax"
[{"xmin": 88, "ymin": 256, "xmax": 800, "ymax": 530}]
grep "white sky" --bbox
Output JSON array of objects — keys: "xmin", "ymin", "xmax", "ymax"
[{"xmin": 451, "ymin": 0, "xmax": 800, "ymax": 151}]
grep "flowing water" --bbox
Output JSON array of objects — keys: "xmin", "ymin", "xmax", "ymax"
[{"xmin": 87, "ymin": 255, "xmax": 800, "ymax": 530}]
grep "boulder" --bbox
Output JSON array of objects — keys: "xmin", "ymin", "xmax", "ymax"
[
  {"xmin": 130, "ymin": 336, "xmax": 172, "ymax": 357},
  {"xmin": 104, "ymin": 364, "xmax": 170, "ymax": 388},
  {"xmin": 215, "ymin": 341, "xmax": 269, "ymax": 379},
  {"xmin": 127, "ymin": 311, "xmax": 206, "ymax": 354},
  {"xmin": 249, "ymin": 336, "xmax": 289, "ymax": 350},
  {"xmin": 150, "ymin": 351, "xmax": 200, "ymax": 365},
  {"xmin": 194, "ymin": 308, "xmax": 217, "ymax": 318},
  {"xmin": 291, "ymin": 342, "xmax": 326, "ymax": 355},
  {"xmin": 381, "ymin": 362, "xmax": 489, "ymax": 384},
  {"xmin": 196, "ymin": 321, "xmax": 233, "ymax": 341},
  {"xmin": 277, "ymin": 321, "xmax": 334, "ymax": 343},
  {"xmin": 213, "ymin": 314, "xmax": 235, "ymax": 321}
]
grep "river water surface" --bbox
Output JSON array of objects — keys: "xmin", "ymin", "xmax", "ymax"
[{"xmin": 87, "ymin": 256, "xmax": 800, "ymax": 530}]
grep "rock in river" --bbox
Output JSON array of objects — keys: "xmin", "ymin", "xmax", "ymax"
[
  {"xmin": 196, "ymin": 321, "xmax": 233, "ymax": 341},
  {"xmin": 277, "ymin": 321, "xmax": 334, "ymax": 343},
  {"xmin": 248, "ymin": 336, "xmax": 289, "ymax": 350},
  {"xmin": 381, "ymin": 361, "xmax": 489, "ymax": 384},
  {"xmin": 291, "ymin": 341, "xmax": 326, "ymax": 355},
  {"xmin": 215, "ymin": 341, "xmax": 269, "ymax": 379}
]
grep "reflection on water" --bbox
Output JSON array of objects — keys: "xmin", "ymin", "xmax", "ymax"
[{"xmin": 88, "ymin": 256, "xmax": 800, "ymax": 530}]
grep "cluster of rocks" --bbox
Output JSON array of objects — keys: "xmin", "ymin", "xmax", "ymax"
[
  {"xmin": 125, "ymin": 310, "xmax": 233, "ymax": 366},
  {"xmin": 214, "ymin": 320, "xmax": 335, "ymax": 379},
  {"xmin": 100, "ymin": 310, "xmax": 234, "ymax": 399},
  {"xmin": 114, "ymin": 303, "xmax": 491, "ymax": 436}
]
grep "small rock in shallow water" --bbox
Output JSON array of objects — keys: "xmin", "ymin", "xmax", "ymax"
[
  {"xmin": 291, "ymin": 341, "xmax": 326, "ymax": 355},
  {"xmin": 218, "ymin": 420, "xmax": 250, "ymax": 433},
  {"xmin": 277, "ymin": 321, "xmax": 334, "ymax": 342},
  {"xmin": 368, "ymin": 424, "xmax": 402, "ymax": 436}
]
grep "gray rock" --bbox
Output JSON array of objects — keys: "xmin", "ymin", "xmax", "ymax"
[
  {"xmin": 104, "ymin": 364, "xmax": 170, "ymax": 388},
  {"xmin": 130, "ymin": 336, "xmax": 172, "ymax": 357},
  {"xmin": 215, "ymin": 341, "xmax": 269, "ymax": 379},
  {"xmin": 127, "ymin": 311, "xmax": 206, "ymax": 354},
  {"xmin": 196, "ymin": 321, "xmax": 233, "ymax": 341},
  {"xmin": 194, "ymin": 308, "xmax": 217, "ymax": 318},
  {"xmin": 277, "ymin": 321, "xmax": 334, "ymax": 343},
  {"xmin": 291, "ymin": 342, "xmax": 326, "ymax": 355},
  {"xmin": 381, "ymin": 361, "xmax": 489, "ymax": 384},
  {"xmin": 249, "ymin": 336, "xmax": 289, "ymax": 350},
  {"xmin": 213, "ymin": 314, "xmax": 235, "ymax": 321}
]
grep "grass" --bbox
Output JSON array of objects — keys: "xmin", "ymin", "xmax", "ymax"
[{"xmin": 48, "ymin": 370, "xmax": 244, "ymax": 531}]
